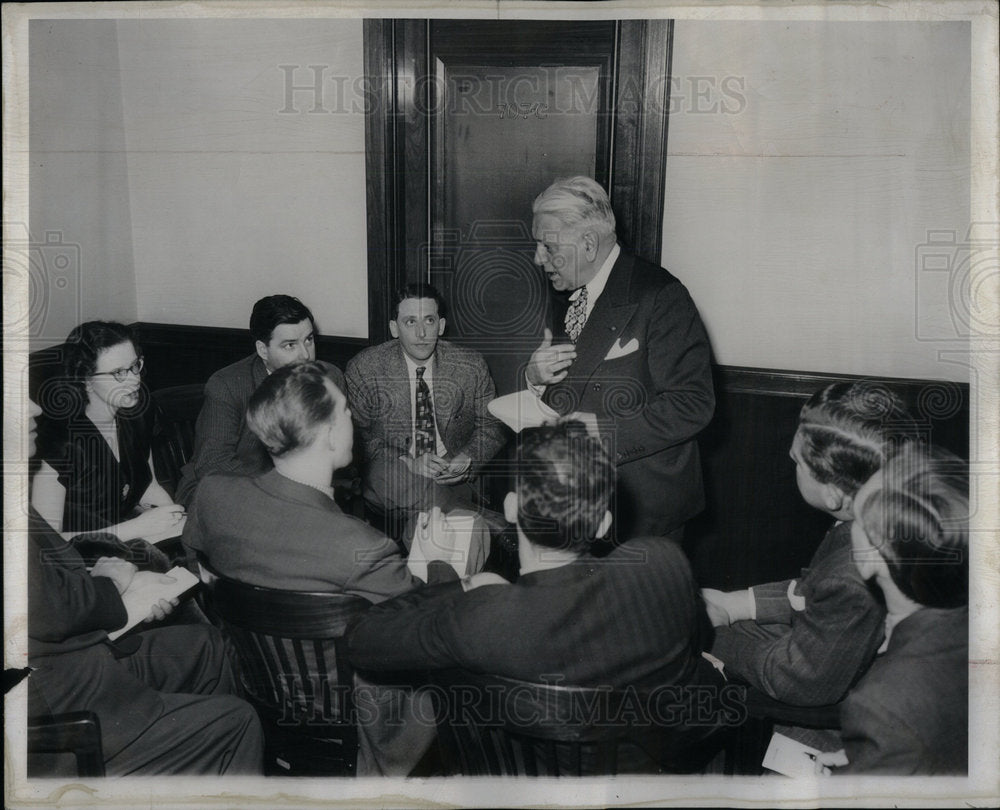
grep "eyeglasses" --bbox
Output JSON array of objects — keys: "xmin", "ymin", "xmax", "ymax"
[{"xmin": 92, "ymin": 357, "xmax": 145, "ymax": 382}]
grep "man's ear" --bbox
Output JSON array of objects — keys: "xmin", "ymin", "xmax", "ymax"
[
  {"xmin": 254, "ymin": 339, "xmax": 268, "ymax": 363},
  {"xmin": 437, "ymin": 317, "xmax": 446, "ymax": 336},
  {"xmin": 581, "ymin": 229, "xmax": 598, "ymax": 260},
  {"xmin": 503, "ymin": 492, "xmax": 518, "ymax": 524},
  {"xmin": 389, "ymin": 320, "xmax": 399, "ymax": 339},
  {"xmin": 594, "ymin": 510, "xmax": 612, "ymax": 539},
  {"xmin": 824, "ymin": 484, "xmax": 850, "ymax": 514}
]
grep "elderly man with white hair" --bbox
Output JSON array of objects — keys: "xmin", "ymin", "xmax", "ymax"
[{"xmin": 525, "ymin": 175, "xmax": 715, "ymax": 543}]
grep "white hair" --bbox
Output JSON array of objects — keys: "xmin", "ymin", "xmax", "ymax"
[{"xmin": 532, "ymin": 176, "xmax": 616, "ymax": 237}]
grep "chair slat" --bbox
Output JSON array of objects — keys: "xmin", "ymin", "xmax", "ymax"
[{"xmin": 202, "ymin": 571, "xmax": 370, "ymax": 775}]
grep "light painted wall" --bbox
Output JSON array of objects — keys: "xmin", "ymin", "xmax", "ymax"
[
  {"xmin": 117, "ymin": 18, "xmax": 368, "ymax": 338},
  {"xmin": 30, "ymin": 19, "xmax": 138, "ymax": 346},
  {"xmin": 29, "ymin": 18, "xmax": 368, "ymax": 346},
  {"xmin": 31, "ymin": 19, "xmax": 970, "ymax": 382},
  {"xmin": 664, "ymin": 21, "xmax": 970, "ymax": 382}
]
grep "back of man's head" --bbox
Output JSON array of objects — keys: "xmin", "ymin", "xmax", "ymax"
[
  {"xmin": 246, "ymin": 361, "xmax": 336, "ymax": 458},
  {"xmin": 249, "ymin": 295, "xmax": 315, "ymax": 344},
  {"xmin": 515, "ymin": 420, "xmax": 614, "ymax": 555},
  {"xmin": 532, "ymin": 175, "xmax": 617, "ymax": 237},
  {"xmin": 797, "ymin": 381, "xmax": 921, "ymax": 497},
  {"xmin": 856, "ymin": 443, "xmax": 968, "ymax": 609}
]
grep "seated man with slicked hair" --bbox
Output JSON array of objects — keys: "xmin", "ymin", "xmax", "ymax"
[{"xmin": 184, "ymin": 361, "xmax": 457, "ymax": 774}]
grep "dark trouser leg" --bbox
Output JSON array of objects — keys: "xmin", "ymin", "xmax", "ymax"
[
  {"xmin": 120, "ymin": 624, "xmax": 238, "ymax": 696},
  {"xmin": 104, "ymin": 692, "xmax": 264, "ymax": 775}
]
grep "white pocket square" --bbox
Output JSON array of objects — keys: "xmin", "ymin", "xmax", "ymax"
[{"xmin": 604, "ymin": 337, "xmax": 639, "ymax": 360}]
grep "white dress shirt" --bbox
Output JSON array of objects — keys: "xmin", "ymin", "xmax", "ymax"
[{"xmin": 528, "ymin": 243, "xmax": 621, "ymax": 396}]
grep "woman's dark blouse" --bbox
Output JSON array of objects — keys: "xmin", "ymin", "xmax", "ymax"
[{"xmin": 40, "ymin": 406, "xmax": 154, "ymax": 533}]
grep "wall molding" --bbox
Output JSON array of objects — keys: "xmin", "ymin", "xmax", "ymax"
[{"xmin": 128, "ymin": 321, "xmax": 969, "ymax": 413}]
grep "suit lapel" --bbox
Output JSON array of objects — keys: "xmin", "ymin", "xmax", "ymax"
[
  {"xmin": 389, "ymin": 343, "xmax": 411, "ymax": 426},
  {"xmin": 562, "ymin": 253, "xmax": 639, "ymax": 395},
  {"xmin": 430, "ymin": 345, "xmax": 456, "ymax": 437}
]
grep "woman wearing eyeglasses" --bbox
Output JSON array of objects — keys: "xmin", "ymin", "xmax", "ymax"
[{"xmin": 32, "ymin": 321, "xmax": 187, "ymax": 542}]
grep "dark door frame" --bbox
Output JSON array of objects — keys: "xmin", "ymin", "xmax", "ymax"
[{"xmin": 363, "ymin": 18, "xmax": 673, "ymax": 343}]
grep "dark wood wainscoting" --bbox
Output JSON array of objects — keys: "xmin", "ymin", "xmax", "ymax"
[
  {"xmin": 132, "ymin": 323, "xmax": 368, "ymax": 391},
  {"xmin": 688, "ymin": 367, "xmax": 969, "ymax": 590},
  {"xmin": 29, "ymin": 323, "xmax": 969, "ymax": 591}
]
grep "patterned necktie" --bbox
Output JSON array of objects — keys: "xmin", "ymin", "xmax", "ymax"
[
  {"xmin": 565, "ymin": 286, "xmax": 589, "ymax": 343},
  {"xmin": 414, "ymin": 366, "xmax": 437, "ymax": 456}
]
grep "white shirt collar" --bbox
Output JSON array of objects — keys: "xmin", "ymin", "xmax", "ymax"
[
  {"xmin": 402, "ymin": 351, "xmax": 434, "ymax": 381},
  {"xmin": 570, "ymin": 243, "xmax": 620, "ymax": 319}
]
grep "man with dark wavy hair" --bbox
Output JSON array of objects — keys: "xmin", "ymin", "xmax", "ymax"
[
  {"xmin": 347, "ymin": 419, "xmax": 711, "ymax": 691},
  {"xmin": 176, "ymin": 294, "xmax": 344, "ymax": 505}
]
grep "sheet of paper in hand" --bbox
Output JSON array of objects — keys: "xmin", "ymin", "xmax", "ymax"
[
  {"xmin": 108, "ymin": 566, "xmax": 200, "ymax": 641},
  {"xmin": 762, "ymin": 731, "xmax": 823, "ymax": 778},
  {"xmin": 488, "ymin": 390, "xmax": 559, "ymax": 432},
  {"xmin": 407, "ymin": 512, "xmax": 481, "ymax": 580}
]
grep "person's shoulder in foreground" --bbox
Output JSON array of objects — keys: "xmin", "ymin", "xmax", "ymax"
[{"xmin": 347, "ymin": 420, "xmax": 709, "ymax": 688}]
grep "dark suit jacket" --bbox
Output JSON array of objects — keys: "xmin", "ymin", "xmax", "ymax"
[
  {"xmin": 837, "ymin": 606, "xmax": 967, "ymax": 774},
  {"xmin": 28, "ymin": 510, "xmax": 243, "ymax": 765},
  {"xmin": 183, "ymin": 469, "xmax": 451, "ymax": 601},
  {"xmin": 175, "ymin": 354, "xmax": 344, "ymax": 504},
  {"xmin": 542, "ymin": 251, "xmax": 714, "ymax": 538},
  {"xmin": 345, "ymin": 339, "xmax": 507, "ymax": 501},
  {"xmin": 347, "ymin": 537, "xmax": 710, "ymax": 689},
  {"xmin": 710, "ymin": 521, "xmax": 886, "ymax": 706}
]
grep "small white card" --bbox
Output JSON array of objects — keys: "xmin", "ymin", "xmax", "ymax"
[
  {"xmin": 762, "ymin": 731, "xmax": 823, "ymax": 778},
  {"xmin": 108, "ymin": 565, "xmax": 200, "ymax": 641}
]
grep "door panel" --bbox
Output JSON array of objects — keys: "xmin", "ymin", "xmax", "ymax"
[
  {"xmin": 432, "ymin": 57, "xmax": 608, "ymax": 393},
  {"xmin": 363, "ymin": 18, "xmax": 673, "ymax": 395}
]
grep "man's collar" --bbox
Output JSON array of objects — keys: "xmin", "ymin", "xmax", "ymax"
[
  {"xmin": 571, "ymin": 243, "xmax": 620, "ymax": 300},
  {"xmin": 401, "ymin": 350, "xmax": 437, "ymax": 377}
]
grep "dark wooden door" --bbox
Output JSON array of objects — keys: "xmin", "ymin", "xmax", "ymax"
[{"xmin": 365, "ymin": 19, "xmax": 673, "ymax": 394}]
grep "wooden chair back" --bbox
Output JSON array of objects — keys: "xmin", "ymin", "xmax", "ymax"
[{"xmin": 208, "ymin": 574, "xmax": 371, "ymax": 775}]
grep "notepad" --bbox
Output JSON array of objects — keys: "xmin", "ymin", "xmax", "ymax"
[
  {"xmin": 108, "ymin": 566, "xmax": 200, "ymax": 641},
  {"xmin": 407, "ymin": 512, "xmax": 483, "ymax": 581}
]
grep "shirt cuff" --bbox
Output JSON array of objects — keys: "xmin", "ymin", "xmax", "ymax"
[
  {"xmin": 525, "ymin": 372, "xmax": 546, "ymax": 398},
  {"xmin": 747, "ymin": 587, "xmax": 758, "ymax": 621}
]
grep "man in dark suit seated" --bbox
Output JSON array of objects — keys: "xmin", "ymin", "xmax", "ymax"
[
  {"xmin": 347, "ymin": 420, "xmax": 731, "ymax": 772},
  {"xmin": 175, "ymin": 294, "xmax": 345, "ymax": 505},
  {"xmin": 344, "ymin": 283, "xmax": 507, "ymax": 533},
  {"xmin": 25, "ymin": 399, "xmax": 264, "ymax": 776}
]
